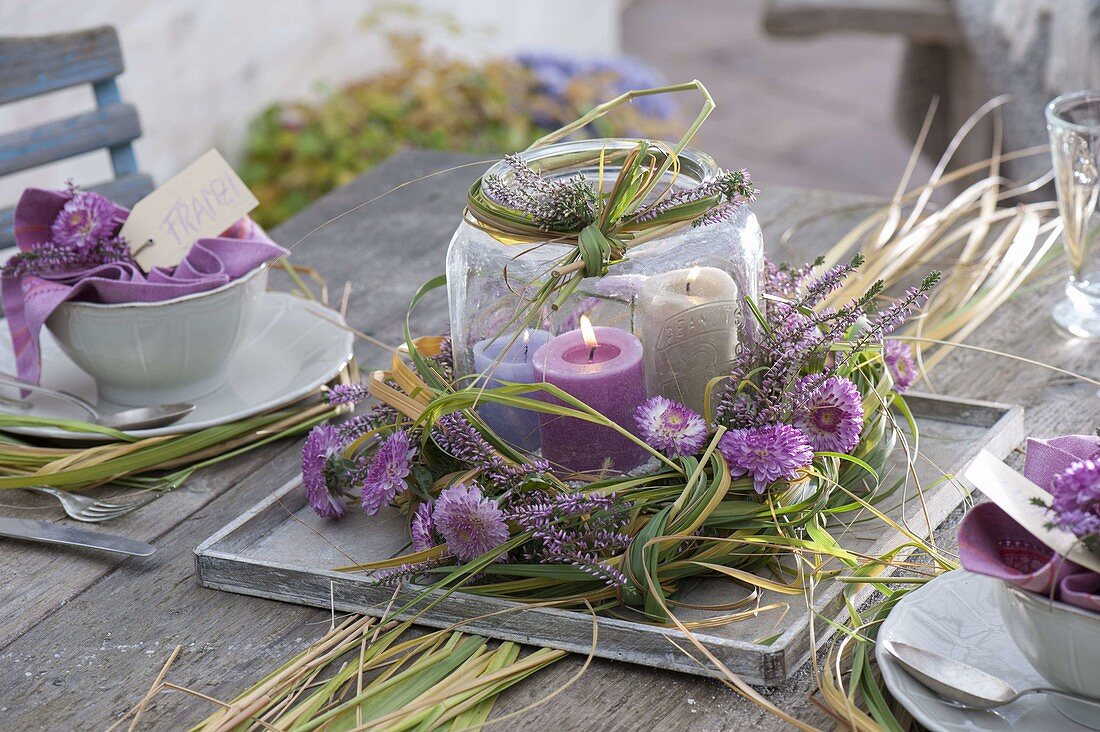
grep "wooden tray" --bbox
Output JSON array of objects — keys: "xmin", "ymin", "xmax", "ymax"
[{"xmin": 195, "ymin": 393, "xmax": 1024, "ymax": 685}]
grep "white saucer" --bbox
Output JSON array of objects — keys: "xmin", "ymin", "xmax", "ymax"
[
  {"xmin": 0, "ymin": 292, "xmax": 354, "ymax": 441},
  {"xmin": 878, "ymin": 570, "xmax": 1093, "ymax": 732}
]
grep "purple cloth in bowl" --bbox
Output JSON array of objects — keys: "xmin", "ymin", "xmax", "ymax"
[
  {"xmin": 1062, "ymin": 572, "xmax": 1100, "ymax": 612},
  {"xmin": 1024, "ymin": 434, "xmax": 1100, "ymax": 491},
  {"xmin": 958, "ymin": 435, "xmax": 1100, "ymax": 612},
  {"xmin": 2, "ymin": 187, "xmax": 288, "ymax": 384},
  {"xmin": 959, "ymin": 501, "xmax": 1082, "ymax": 593}
]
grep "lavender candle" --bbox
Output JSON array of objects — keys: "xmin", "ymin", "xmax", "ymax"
[
  {"xmin": 472, "ymin": 329, "xmax": 551, "ymax": 451},
  {"xmin": 533, "ymin": 317, "xmax": 648, "ymax": 475}
]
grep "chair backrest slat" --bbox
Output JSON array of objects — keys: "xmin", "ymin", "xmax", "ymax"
[
  {"xmin": 0, "ymin": 26, "xmax": 124, "ymax": 106},
  {"xmin": 0, "ymin": 103, "xmax": 141, "ymax": 176},
  {"xmin": 0, "ymin": 172, "xmax": 154, "ymax": 249},
  {"xmin": 92, "ymin": 78, "xmax": 137, "ymax": 176},
  {"xmin": 0, "ymin": 25, "xmax": 151, "ymax": 251}
]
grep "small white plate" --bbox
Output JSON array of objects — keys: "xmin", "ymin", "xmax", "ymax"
[
  {"xmin": 878, "ymin": 570, "xmax": 1092, "ymax": 732},
  {"xmin": 0, "ymin": 292, "xmax": 354, "ymax": 441}
]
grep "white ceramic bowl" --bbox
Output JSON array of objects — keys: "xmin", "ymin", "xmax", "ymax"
[
  {"xmin": 995, "ymin": 580, "xmax": 1100, "ymax": 728},
  {"xmin": 45, "ymin": 265, "xmax": 269, "ymax": 406}
]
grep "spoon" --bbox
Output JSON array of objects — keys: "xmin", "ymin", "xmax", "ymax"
[
  {"xmin": 0, "ymin": 372, "xmax": 194, "ymax": 430},
  {"xmin": 882, "ymin": 639, "xmax": 1100, "ymax": 711}
]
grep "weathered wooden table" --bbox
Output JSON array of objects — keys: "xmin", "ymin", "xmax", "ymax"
[{"xmin": 1, "ymin": 150, "xmax": 1095, "ymax": 731}]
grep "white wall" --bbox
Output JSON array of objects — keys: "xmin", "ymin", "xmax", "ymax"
[{"xmin": 0, "ymin": 0, "xmax": 622, "ymax": 204}]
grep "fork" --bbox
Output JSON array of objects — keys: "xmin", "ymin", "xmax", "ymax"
[{"xmin": 24, "ymin": 486, "xmax": 159, "ymax": 523}]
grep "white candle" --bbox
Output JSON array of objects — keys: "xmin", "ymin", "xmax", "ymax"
[{"xmin": 637, "ymin": 266, "xmax": 740, "ymax": 415}]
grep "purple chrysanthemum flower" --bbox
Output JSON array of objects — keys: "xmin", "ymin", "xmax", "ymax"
[
  {"xmin": 51, "ymin": 191, "xmax": 119, "ymax": 248},
  {"xmin": 883, "ymin": 340, "xmax": 916, "ymax": 392},
  {"xmin": 433, "ymin": 482, "xmax": 510, "ymax": 561},
  {"xmin": 634, "ymin": 396, "xmax": 709, "ymax": 457},
  {"xmin": 411, "ymin": 502, "xmax": 436, "ymax": 552},
  {"xmin": 791, "ymin": 375, "xmax": 863, "ymax": 453},
  {"xmin": 717, "ymin": 424, "xmax": 814, "ymax": 494},
  {"xmin": 1049, "ymin": 459, "xmax": 1100, "ymax": 539},
  {"xmin": 301, "ymin": 425, "xmax": 348, "ymax": 519},
  {"xmin": 361, "ymin": 430, "xmax": 415, "ymax": 515}
]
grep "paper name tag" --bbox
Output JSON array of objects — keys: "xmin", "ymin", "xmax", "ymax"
[
  {"xmin": 120, "ymin": 149, "xmax": 258, "ymax": 270},
  {"xmin": 964, "ymin": 450, "xmax": 1100, "ymax": 573}
]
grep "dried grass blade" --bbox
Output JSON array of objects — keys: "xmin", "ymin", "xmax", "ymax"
[
  {"xmin": 875, "ymin": 98, "xmax": 939, "ymax": 248},
  {"xmin": 899, "ymin": 95, "xmax": 1011, "ymax": 236}
]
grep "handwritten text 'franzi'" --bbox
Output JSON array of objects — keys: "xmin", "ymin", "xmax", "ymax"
[{"xmin": 158, "ymin": 171, "xmax": 247, "ymax": 247}]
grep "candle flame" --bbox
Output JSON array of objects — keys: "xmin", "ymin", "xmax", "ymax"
[
  {"xmin": 580, "ymin": 315, "xmax": 599, "ymax": 349},
  {"xmin": 686, "ymin": 266, "xmax": 701, "ymax": 293}
]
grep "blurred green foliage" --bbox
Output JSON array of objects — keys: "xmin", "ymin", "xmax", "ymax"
[{"xmin": 240, "ymin": 33, "xmax": 675, "ymax": 227}]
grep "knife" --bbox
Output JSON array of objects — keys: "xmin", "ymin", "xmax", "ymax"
[{"xmin": 0, "ymin": 517, "xmax": 155, "ymax": 556}]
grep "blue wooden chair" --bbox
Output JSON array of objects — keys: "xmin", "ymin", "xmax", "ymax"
[{"xmin": 0, "ymin": 26, "xmax": 154, "ymax": 249}]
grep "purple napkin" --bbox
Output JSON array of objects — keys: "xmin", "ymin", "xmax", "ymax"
[
  {"xmin": 959, "ymin": 435, "xmax": 1100, "ymax": 612},
  {"xmin": 958, "ymin": 502, "xmax": 1082, "ymax": 593},
  {"xmin": 2, "ymin": 187, "xmax": 288, "ymax": 384},
  {"xmin": 1062, "ymin": 572, "xmax": 1100, "ymax": 612}
]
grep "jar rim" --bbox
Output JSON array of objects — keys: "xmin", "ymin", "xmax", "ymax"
[
  {"xmin": 485, "ymin": 138, "xmax": 722, "ymax": 187},
  {"xmin": 1047, "ymin": 91, "xmax": 1100, "ymax": 135}
]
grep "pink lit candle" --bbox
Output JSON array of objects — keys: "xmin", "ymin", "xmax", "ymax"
[{"xmin": 533, "ymin": 316, "xmax": 648, "ymax": 475}]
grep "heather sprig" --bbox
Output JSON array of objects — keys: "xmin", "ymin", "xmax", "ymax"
[
  {"xmin": 374, "ymin": 555, "xmax": 451, "ymax": 586},
  {"xmin": 871, "ymin": 274, "xmax": 941, "ymax": 334},
  {"xmin": 793, "ymin": 253, "xmax": 865, "ymax": 310},
  {"xmin": 799, "ymin": 272, "xmax": 939, "ymax": 399},
  {"xmin": 435, "ymin": 335, "xmax": 455, "ymax": 380},
  {"xmin": 716, "ymin": 298, "xmax": 861, "ymax": 428},
  {"xmin": 2, "ymin": 237, "xmax": 133, "ymax": 279},
  {"xmin": 326, "ymin": 383, "xmax": 371, "ymax": 406},
  {"xmin": 765, "ymin": 257, "xmax": 822, "ymax": 299},
  {"xmin": 507, "ymin": 489, "xmax": 631, "ymax": 586},
  {"xmin": 692, "ymin": 199, "xmax": 742, "ymax": 227},
  {"xmin": 482, "ymin": 154, "xmax": 598, "ymax": 232},
  {"xmin": 337, "ymin": 404, "xmax": 401, "ymax": 444},
  {"xmin": 430, "ymin": 412, "xmax": 549, "ymax": 493},
  {"xmin": 717, "ymin": 263, "xmax": 880, "ymax": 427},
  {"xmin": 715, "ymin": 257, "xmax": 938, "ymax": 430},
  {"xmin": 632, "ymin": 168, "xmax": 756, "ymax": 226}
]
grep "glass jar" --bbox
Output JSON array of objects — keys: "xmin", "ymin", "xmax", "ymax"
[
  {"xmin": 445, "ymin": 139, "xmax": 764, "ymax": 473},
  {"xmin": 1047, "ymin": 91, "xmax": 1100, "ymax": 338}
]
